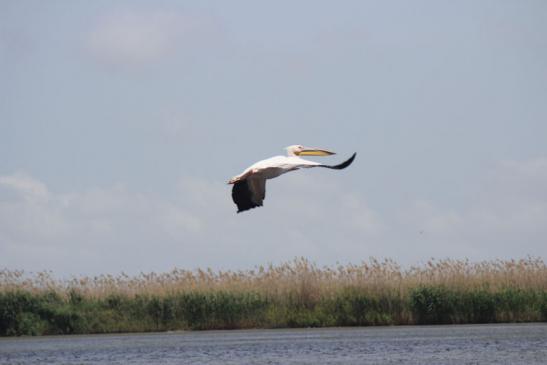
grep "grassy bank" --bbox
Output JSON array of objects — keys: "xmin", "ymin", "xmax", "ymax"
[{"xmin": 1, "ymin": 258, "xmax": 546, "ymax": 336}]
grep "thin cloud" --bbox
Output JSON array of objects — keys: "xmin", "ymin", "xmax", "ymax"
[
  {"xmin": 399, "ymin": 157, "xmax": 547, "ymax": 259},
  {"xmin": 86, "ymin": 10, "xmax": 217, "ymax": 67},
  {"xmin": 0, "ymin": 173, "xmax": 208, "ymax": 273},
  {"xmin": 1, "ymin": 157, "xmax": 545, "ymax": 274},
  {"xmin": 0, "ymin": 172, "xmax": 49, "ymax": 203}
]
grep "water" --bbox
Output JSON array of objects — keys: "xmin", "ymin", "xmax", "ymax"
[{"xmin": 1, "ymin": 323, "xmax": 546, "ymax": 364}]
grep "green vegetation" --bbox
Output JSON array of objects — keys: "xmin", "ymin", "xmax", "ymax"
[{"xmin": 1, "ymin": 258, "xmax": 546, "ymax": 336}]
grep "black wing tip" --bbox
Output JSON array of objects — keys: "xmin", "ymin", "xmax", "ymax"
[
  {"xmin": 236, "ymin": 199, "xmax": 263, "ymax": 213},
  {"xmin": 348, "ymin": 152, "xmax": 357, "ymax": 162},
  {"xmin": 237, "ymin": 204, "xmax": 262, "ymax": 213},
  {"xmin": 325, "ymin": 152, "xmax": 356, "ymax": 170}
]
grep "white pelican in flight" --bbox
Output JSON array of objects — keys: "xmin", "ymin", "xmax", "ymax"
[{"xmin": 228, "ymin": 145, "xmax": 356, "ymax": 213}]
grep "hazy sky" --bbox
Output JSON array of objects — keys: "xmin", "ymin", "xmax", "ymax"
[{"xmin": 1, "ymin": 1, "xmax": 546, "ymax": 275}]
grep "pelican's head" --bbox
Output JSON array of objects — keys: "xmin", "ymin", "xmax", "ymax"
[{"xmin": 285, "ymin": 145, "xmax": 336, "ymax": 157}]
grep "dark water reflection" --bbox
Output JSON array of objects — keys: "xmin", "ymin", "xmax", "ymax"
[{"xmin": 1, "ymin": 323, "xmax": 546, "ymax": 364}]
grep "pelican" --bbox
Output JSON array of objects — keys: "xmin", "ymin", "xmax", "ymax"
[{"xmin": 228, "ymin": 145, "xmax": 356, "ymax": 213}]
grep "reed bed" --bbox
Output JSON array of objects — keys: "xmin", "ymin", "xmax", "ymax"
[{"xmin": 1, "ymin": 257, "xmax": 546, "ymax": 336}]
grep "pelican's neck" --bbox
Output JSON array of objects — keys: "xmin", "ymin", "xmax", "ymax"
[{"xmin": 285, "ymin": 148, "xmax": 297, "ymax": 157}]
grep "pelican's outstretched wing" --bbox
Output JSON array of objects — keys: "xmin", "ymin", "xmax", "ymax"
[{"xmin": 231, "ymin": 176, "xmax": 266, "ymax": 213}]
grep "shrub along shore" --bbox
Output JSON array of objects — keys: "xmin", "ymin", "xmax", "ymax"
[{"xmin": 1, "ymin": 258, "xmax": 546, "ymax": 336}]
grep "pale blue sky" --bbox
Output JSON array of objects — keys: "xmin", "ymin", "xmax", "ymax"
[{"xmin": 1, "ymin": 1, "xmax": 546, "ymax": 275}]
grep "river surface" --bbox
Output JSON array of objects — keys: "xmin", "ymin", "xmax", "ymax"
[{"xmin": 1, "ymin": 323, "xmax": 546, "ymax": 364}]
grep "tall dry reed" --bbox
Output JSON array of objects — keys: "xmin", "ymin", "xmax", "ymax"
[
  {"xmin": 1, "ymin": 257, "xmax": 546, "ymax": 335},
  {"xmin": 2, "ymin": 257, "xmax": 545, "ymax": 298}
]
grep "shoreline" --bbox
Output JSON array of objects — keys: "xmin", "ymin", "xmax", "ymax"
[{"xmin": 2, "ymin": 321, "xmax": 547, "ymax": 339}]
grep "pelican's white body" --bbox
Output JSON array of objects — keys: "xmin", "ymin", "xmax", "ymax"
[
  {"xmin": 236, "ymin": 155, "xmax": 321, "ymax": 181},
  {"xmin": 228, "ymin": 155, "xmax": 321, "ymax": 207}
]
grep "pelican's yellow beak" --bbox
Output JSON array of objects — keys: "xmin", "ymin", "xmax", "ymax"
[{"xmin": 297, "ymin": 148, "xmax": 336, "ymax": 156}]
